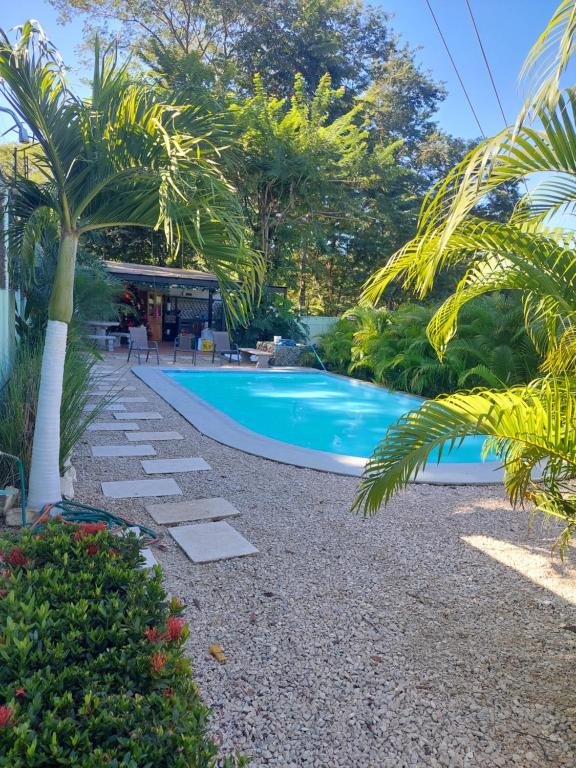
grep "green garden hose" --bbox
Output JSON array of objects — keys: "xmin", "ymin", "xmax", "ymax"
[{"xmin": 33, "ymin": 500, "xmax": 160, "ymax": 545}]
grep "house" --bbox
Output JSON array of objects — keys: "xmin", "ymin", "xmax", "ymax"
[{"xmin": 104, "ymin": 261, "xmax": 286, "ymax": 343}]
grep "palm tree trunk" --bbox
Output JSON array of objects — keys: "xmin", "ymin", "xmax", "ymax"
[{"xmin": 27, "ymin": 231, "xmax": 78, "ymax": 510}]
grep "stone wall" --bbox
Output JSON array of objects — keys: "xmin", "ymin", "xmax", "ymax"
[{"xmin": 256, "ymin": 341, "xmax": 306, "ymax": 367}]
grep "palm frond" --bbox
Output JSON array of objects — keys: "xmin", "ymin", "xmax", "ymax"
[{"xmin": 353, "ymin": 377, "xmax": 576, "ymax": 518}]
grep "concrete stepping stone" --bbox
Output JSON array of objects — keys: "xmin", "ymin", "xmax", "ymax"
[
  {"xmin": 91, "ymin": 444, "xmax": 157, "ymax": 458},
  {"xmin": 169, "ymin": 521, "xmax": 258, "ymax": 563},
  {"xmin": 84, "ymin": 403, "xmax": 126, "ymax": 412},
  {"xmin": 91, "ymin": 386, "xmax": 136, "ymax": 392},
  {"xmin": 113, "ymin": 412, "xmax": 163, "ymax": 420},
  {"xmin": 145, "ymin": 497, "xmax": 240, "ymax": 525},
  {"xmin": 114, "ymin": 396, "xmax": 148, "ymax": 403},
  {"xmin": 126, "ymin": 431, "xmax": 184, "ymax": 442},
  {"xmin": 87, "ymin": 422, "xmax": 140, "ymax": 431},
  {"xmin": 101, "ymin": 478, "xmax": 182, "ymax": 498},
  {"xmin": 141, "ymin": 457, "xmax": 211, "ymax": 474},
  {"xmin": 140, "ymin": 547, "xmax": 158, "ymax": 569}
]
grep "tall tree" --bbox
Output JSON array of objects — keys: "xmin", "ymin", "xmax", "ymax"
[
  {"xmin": 0, "ymin": 22, "xmax": 260, "ymax": 509},
  {"xmin": 353, "ymin": 0, "xmax": 576, "ymax": 550}
]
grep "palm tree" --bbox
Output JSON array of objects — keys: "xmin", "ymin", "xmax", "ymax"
[
  {"xmin": 353, "ymin": 0, "xmax": 576, "ymax": 549},
  {"xmin": 0, "ymin": 22, "xmax": 262, "ymax": 509}
]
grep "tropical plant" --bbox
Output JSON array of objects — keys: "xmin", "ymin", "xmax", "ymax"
[
  {"xmin": 0, "ymin": 21, "xmax": 261, "ymax": 509},
  {"xmin": 353, "ymin": 0, "xmax": 576, "ymax": 549},
  {"xmin": 0, "ymin": 336, "xmax": 114, "ymax": 485},
  {"xmin": 316, "ymin": 296, "xmax": 540, "ymax": 396}
]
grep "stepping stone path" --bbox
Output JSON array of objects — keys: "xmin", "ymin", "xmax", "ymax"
[
  {"xmin": 141, "ymin": 457, "xmax": 211, "ymax": 474},
  {"xmin": 113, "ymin": 412, "xmax": 163, "ymax": 420},
  {"xmin": 169, "ymin": 521, "xmax": 258, "ymax": 563},
  {"xmin": 84, "ymin": 373, "xmax": 258, "ymax": 564},
  {"xmin": 102, "ymin": 479, "xmax": 182, "ymax": 499},
  {"xmin": 145, "ymin": 497, "xmax": 240, "ymax": 525},
  {"xmin": 126, "ymin": 431, "xmax": 184, "ymax": 442},
  {"xmin": 91, "ymin": 444, "xmax": 157, "ymax": 458}
]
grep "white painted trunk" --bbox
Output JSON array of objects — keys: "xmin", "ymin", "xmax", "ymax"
[{"xmin": 27, "ymin": 320, "xmax": 68, "ymax": 509}]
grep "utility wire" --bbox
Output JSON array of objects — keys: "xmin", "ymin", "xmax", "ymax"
[
  {"xmin": 464, "ymin": 0, "xmax": 509, "ymax": 126},
  {"xmin": 424, "ymin": 0, "xmax": 486, "ymax": 138}
]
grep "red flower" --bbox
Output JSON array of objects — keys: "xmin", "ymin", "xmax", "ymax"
[
  {"xmin": 0, "ymin": 707, "xmax": 13, "ymax": 728},
  {"xmin": 14, "ymin": 688, "xmax": 25, "ymax": 699},
  {"xmin": 162, "ymin": 687, "xmax": 174, "ymax": 697},
  {"xmin": 74, "ymin": 522, "xmax": 107, "ymax": 541},
  {"xmin": 85, "ymin": 543, "xmax": 99, "ymax": 557},
  {"xmin": 165, "ymin": 616, "xmax": 186, "ymax": 642},
  {"xmin": 145, "ymin": 627, "xmax": 162, "ymax": 642},
  {"xmin": 0, "ymin": 570, "xmax": 12, "ymax": 580},
  {"xmin": 149, "ymin": 651, "xmax": 167, "ymax": 673},
  {"xmin": 6, "ymin": 548, "xmax": 28, "ymax": 568}
]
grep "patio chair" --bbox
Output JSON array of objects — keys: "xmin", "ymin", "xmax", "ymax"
[
  {"xmin": 211, "ymin": 331, "xmax": 240, "ymax": 365},
  {"xmin": 173, "ymin": 334, "xmax": 197, "ymax": 364},
  {"xmin": 127, "ymin": 325, "xmax": 160, "ymax": 364}
]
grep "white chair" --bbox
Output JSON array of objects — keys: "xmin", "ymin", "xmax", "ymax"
[{"xmin": 127, "ymin": 326, "xmax": 160, "ymax": 364}]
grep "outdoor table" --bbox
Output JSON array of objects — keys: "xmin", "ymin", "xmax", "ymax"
[{"xmin": 238, "ymin": 347, "xmax": 273, "ymax": 368}]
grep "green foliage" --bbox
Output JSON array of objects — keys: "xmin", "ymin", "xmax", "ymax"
[
  {"xmin": 353, "ymin": 0, "xmax": 576, "ymax": 548},
  {"xmin": 317, "ymin": 296, "xmax": 540, "ymax": 397},
  {"xmin": 0, "ymin": 521, "xmax": 229, "ymax": 767},
  {"xmin": 233, "ymin": 292, "xmax": 307, "ymax": 347},
  {"xmin": 0, "ymin": 338, "xmax": 113, "ymax": 483}
]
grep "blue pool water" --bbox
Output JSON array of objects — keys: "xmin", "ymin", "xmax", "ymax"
[{"xmin": 165, "ymin": 370, "xmax": 496, "ymax": 464}]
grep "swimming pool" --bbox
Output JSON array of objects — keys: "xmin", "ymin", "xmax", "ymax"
[{"xmin": 135, "ymin": 367, "xmax": 502, "ymax": 483}]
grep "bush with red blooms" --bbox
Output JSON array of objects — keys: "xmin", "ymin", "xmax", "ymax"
[{"xmin": 0, "ymin": 521, "xmax": 243, "ymax": 767}]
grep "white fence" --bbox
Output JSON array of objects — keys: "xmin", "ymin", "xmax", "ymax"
[{"xmin": 300, "ymin": 315, "xmax": 339, "ymax": 341}]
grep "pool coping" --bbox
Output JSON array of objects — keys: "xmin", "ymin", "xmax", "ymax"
[{"xmin": 133, "ymin": 366, "xmax": 505, "ymax": 484}]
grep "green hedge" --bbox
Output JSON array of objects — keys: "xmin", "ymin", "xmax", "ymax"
[{"xmin": 0, "ymin": 522, "xmax": 235, "ymax": 767}]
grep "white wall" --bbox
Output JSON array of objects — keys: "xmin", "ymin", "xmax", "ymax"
[{"xmin": 300, "ymin": 315, "xmax": 339, "ymax": 341}]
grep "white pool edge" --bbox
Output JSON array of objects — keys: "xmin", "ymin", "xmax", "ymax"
[{"xmin": 134, "ymin": 366, "xmax": 505, "ymax": 484}]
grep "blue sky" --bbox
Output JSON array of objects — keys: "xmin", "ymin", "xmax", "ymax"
[{"xmin": 0, "ymin": 0, "xmax": 560, "ymax": 140}]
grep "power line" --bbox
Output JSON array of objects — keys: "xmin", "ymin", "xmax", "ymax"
[
  {"xmin": 423, "ymin": 0, "xmax": 486, "ymax": 138},
  {"xmin": 464, "ymin": 0, "xmax": 509, "ymax": 126}
]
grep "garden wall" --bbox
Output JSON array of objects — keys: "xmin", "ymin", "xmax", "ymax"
[{"xmin": 300, "ymin": 316, "xmax": 338, "ymax": 341}]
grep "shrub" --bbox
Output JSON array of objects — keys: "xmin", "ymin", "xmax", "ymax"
[
  {"xmin": 234, "ymin": 291, "xmax": 307, "ymax": 346},
  {"xmin": 317, "ymin": 295, "xmax": 541, "ymax": 396},
  {"xmin": 0, "ymin": 522, "xmax": 233, "ymax": 767},
  {"xmin": 0, "ymin": 338, "xmax": 113, "ymax": 486}
]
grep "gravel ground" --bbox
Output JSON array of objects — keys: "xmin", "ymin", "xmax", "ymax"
[{"xmin": 72, "ymin": 359, "xmax": 576, "ymax": 767}]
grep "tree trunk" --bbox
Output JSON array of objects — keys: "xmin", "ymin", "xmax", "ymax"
[
  {"xmin": 27, "ymin": 231, "xmax": 78, "ymax": 510},
  {"xmin": 299, "ymin": 247, "xmax": 308, "ymax": 314}
]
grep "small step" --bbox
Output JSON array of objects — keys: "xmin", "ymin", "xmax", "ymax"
[
  {"xmin": 101, "ymin": 478, "xmax": 182, "ymax": 499},
  {"xmin": 91, "ymin": 444, "xmax": 157, "ymax": 458},
  {"xmin": 145, "ymin": 497, "xmax": 240, "ymax": 525},
  {"xmin": 169, "ymin": 521, "xmax": 258, "ymax": 563},
  {"xmin": 114, "ymin": 397, "xmax": 148, "ymax": 403},
  {"xmin": 141, "ymin": 457, "xmax": 211, "ymax": 474},
  {"xmin": 87, "ymin": 422, "xmax": 140, "ymax": 431},
  {"xmin": 126, "ymin": 431, "xmax": 184, "ymax": 442}
]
